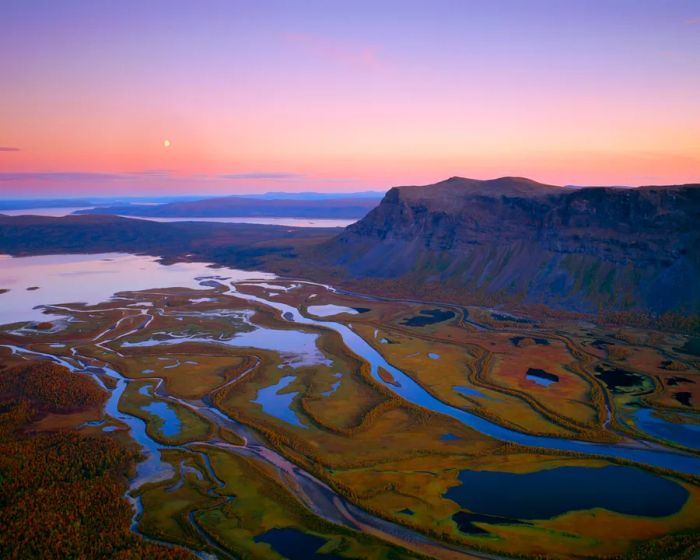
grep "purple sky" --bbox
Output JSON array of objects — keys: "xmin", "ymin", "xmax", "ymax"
[{"xmin": 1, "ymin": 0, "xmax": 699, "ymax": 196}]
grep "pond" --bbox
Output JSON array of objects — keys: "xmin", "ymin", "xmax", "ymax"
[
  {"xmin": 444, "ymin": 465, "xmax": 688, "ymax": 519},
  {"xmin": 595, "ymin": 365, "xmax": 646, "ymax": 393},
  {"xmin": 401, "ymin": 309, "xmax": 455, "ymax": 327},
  {"xmin": 525, "ymin": 368, "xmax": 559, "ymax": 387},
  {"xmin": 252, "ymin": 375, "xmax": 307, "ymax": 429},
  {"xmin": 253, "ymin": 528, "xmax": 344, "ymax": 560},
  {"xmin": 141, "ymin": 401, "xmax": 183, "ymax": 438}
]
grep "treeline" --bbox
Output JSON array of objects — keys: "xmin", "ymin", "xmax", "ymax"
[{"xmin": 0, "ymin": 360, "xmax": 193, "ymax": 559}]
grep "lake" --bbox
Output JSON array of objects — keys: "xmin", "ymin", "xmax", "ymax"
[
  {"xmin": 0, "ymin": 253, "xmax": 273, "ymax": 325},
  {"xmin": 445, "ymin": 465, "xmax": 688, "ymax": 519},
  {"xmin": 0, "ymin": 207, "xmax": 356, "ymax": 227}
]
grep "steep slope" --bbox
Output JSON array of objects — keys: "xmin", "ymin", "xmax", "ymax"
[{"xmin": 323, "ymin": 177, "xmax": 700, "ymax": 313}]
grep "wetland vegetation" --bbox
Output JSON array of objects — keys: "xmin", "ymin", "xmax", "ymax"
[{"xmin": 1, "ymin": 253, "xmax": 699, "ymax": 559}]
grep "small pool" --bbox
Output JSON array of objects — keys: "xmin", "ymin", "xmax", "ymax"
[
  {"xmin": 595, "ymin": 365, "xmax": 646, "ymax": 393},
  {"xmin": 252, "ymin": 376, "xmax": 307, "ymax": 429},
  {"xmin": 254, "ymin": 528, "xmax": 344, "ymax": 560},
  {"xmin": 141, "ymin": 401, "xmax": 182, "ymax": 438},
  {"xmin": 401, "ymin": 309, "xmax": 455, "ymax": 327},
  {"xmin": 445, "ymin": 465, "xmax": 688, "ymax": 519},
  {"xmin": 525, "ymin": 368, "xmax": 559, "ymax": 387}
]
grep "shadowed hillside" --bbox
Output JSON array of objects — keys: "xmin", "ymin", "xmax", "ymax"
[{"xmin": 321, "ymin": 177, "xmax": 700, "ymax": 314}]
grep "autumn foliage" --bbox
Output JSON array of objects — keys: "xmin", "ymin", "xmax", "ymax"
[
  {"xmin": 0, "ymin": 360, "xmax": 192, "ymax": 559},
  {"xmin": 0, "ymin": 362, "xmax": 106, "ymax": 412}
]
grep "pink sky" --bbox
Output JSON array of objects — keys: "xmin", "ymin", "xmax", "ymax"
[{"xmin": 1, "ymin": 1, "xmax": 699, "ymax": 196}]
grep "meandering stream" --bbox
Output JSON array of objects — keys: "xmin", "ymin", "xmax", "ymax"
[
  {"xmin": 227, "ymin": 284, "xmax": 700, "ymax": 476},
  {"xmin": 2, "ymin": 252, "xmax": 700, "ymax": 560}
]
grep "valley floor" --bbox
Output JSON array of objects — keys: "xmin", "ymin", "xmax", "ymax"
[{"xmin": 1, "ymin": 257, "xmax": 699, "ymax": 559}]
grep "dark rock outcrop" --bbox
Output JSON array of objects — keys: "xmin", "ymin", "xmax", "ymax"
[{"xmin": 324, "ymin": 177, "xmax": 700, "ymax": 313}]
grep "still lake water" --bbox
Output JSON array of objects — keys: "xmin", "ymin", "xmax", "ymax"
[
  {"xmin": 1, "ymin": 207, "xmax": 355, "ymax": 227},
  {"xmin": 0, "ymin": 253, "xmax": 274, "ymax": 324},
  {"xmin": 445, "ymin": 465, "xmax": 689, "ymax": 518},
  {"xmin": 119, "ymin": 215, "xmax": 356, "ymax": 227}
]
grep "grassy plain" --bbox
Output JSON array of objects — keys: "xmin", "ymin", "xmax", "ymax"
[{"xmin": 2, "ymin": 280, "xmax": 699, "ymax": 559}]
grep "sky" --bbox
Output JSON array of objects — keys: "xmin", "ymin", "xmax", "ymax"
[{"xmin": 1, "ymin": 0, "xmax": 699, "ymax": 197}]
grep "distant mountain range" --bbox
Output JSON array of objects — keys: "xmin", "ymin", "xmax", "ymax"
[
  {"xmin": 0, "ymin": 191, "xmax": 384, "ymax": 212},
  {"xmin": 75, "ymin": 195, "xmax": 380, "ymax": 219},
  {"xmin": 322, "ymin": 176, "xmax": 700, "ymax": 313},
  {"xmin": 0, "ymin": 196, "xmax": 216, "ymax": 211}
]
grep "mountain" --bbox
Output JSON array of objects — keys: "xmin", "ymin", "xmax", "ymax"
[
  {"xmin": 75, "ymin": 196, "xmax": 380, "ymax": 219},
  {"xmin": 322, "ymin": 177, "xmax": 700, "ymax": 313}
]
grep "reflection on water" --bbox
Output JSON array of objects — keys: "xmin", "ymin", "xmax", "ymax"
[
  {"xmin": 253, "ymin": 527, "xmax": 344, "ymax": 560},
  {"xmin": 233, "ymin": 287, "xmax": 700, "ymax": 475},
  {"xmin": 0, "ymin": 253, "xmax": 274, "ymax": 326},
  {"xmin": 122, "ymin": 325, "xmax": 330, "ymax": 367},
  {"xmin": 445, "ymin": 465, "xmax": 688, "ymax": 519},
  {"xmin": 142, "ymin": 401, "xmax": 183, "ymax": 437},
  {"xmin": 525, "ymin": 368, "xmax": 559, "ymax": 387},
  {"xmin": 252, "ymin": 375, "xmax": 307, "ymax": 429},
  {"xmin": 3, "ymin": 252, "xmax": 700, "ymax": 477},
  {"xmin": 632, "ymin": 408, "xmax": 700, "ymax": 451},
  {"xmin": 118, "ymin": 215, "xmax": 356, "ymax": 227},
  {"xmin": 307, "ymin": 304, "xmax": 358, "ymax": 317},
  {"xmin": 0, "ymin": 207, "xmax": 356, "ymax": 227}
]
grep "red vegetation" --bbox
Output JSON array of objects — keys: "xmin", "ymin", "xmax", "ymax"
[
  {"xmin": 0, "ymin": 361, "xmax": 192, "ymax": 559},
  {"xmin": 0, "ymin": 362, "xmax": 106, "ymax": 413}
]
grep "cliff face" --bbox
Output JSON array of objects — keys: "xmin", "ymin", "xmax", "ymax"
[{"xmin": 325, "ymin": 177, "xmax": 700, "ymax": 313}]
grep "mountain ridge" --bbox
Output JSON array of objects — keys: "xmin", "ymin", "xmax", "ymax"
[{"xmin": 323, "ymin": 176, "xmax": 700, "ymax": 313}]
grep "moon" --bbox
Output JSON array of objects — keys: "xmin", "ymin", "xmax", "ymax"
[{"xmin": 163, "ymin": 139, "xmax": 171, "ymax": 148}]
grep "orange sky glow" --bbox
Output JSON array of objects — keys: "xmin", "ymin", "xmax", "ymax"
[{"xmin": 1, "ymin": 1, "xmax": 699, "ymax": 196}]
